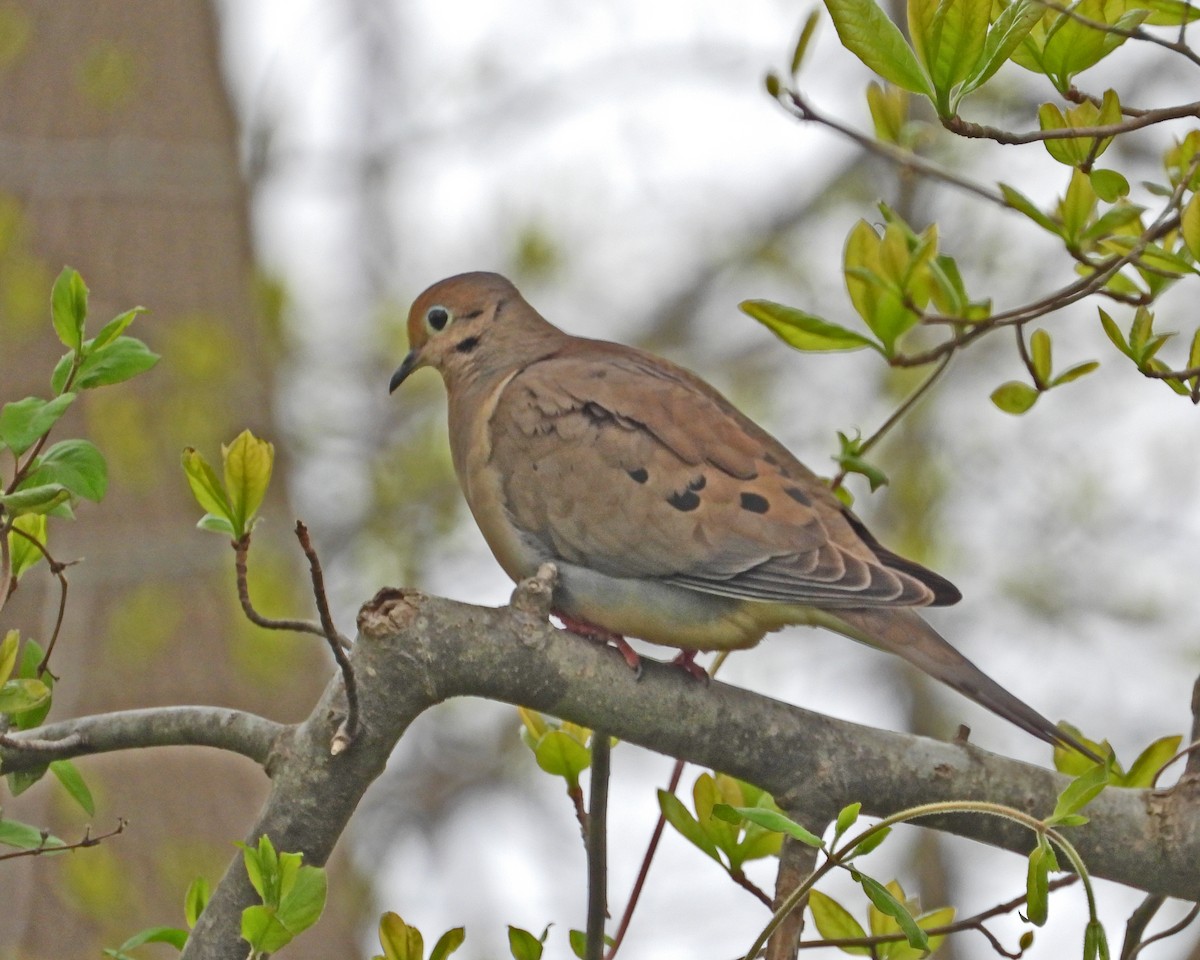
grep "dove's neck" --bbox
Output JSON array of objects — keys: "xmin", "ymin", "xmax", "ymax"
[{"xmin": 444, "ymin": 308, "xmax": 570, "ymax": 394}]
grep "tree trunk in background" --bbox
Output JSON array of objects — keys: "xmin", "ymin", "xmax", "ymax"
[{"xmin": 0, "ymin": 2, "xmax": 364, "ymax": 954}]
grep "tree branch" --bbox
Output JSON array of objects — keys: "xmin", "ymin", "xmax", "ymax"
[
  {"xmin": 0, "ymin": 706, "xmax": 285, "ymax": 772},
  {"xmin": 170, "ymin": 581, "xmax": 1200, "ymax": 959}
]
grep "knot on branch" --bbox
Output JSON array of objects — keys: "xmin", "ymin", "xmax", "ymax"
[
  {"xmin": 510, "ymin": 562, "xmax": 558, "ymax": 618},
  {"xmin": 357, "ymin": 587, "xmax": 421, "ymax": 639}
]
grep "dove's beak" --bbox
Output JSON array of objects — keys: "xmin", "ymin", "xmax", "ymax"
[{"xmin": 388, "ymin": 349, "xmax": 422, "ymax": 393}]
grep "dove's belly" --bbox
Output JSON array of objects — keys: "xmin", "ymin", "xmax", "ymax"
[{"xmin": 548, "ymin": 559, "xmax": 818, "ymax": 651}]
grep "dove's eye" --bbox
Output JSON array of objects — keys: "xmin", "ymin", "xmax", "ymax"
[{"xmin": 426, "ymin": 306, "xmax": 451, "ymax": 331}]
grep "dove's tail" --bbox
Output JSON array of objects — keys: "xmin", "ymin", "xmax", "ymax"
[{"xmin": 833, "ymin": 607, "xmax": 1102, "ymax": 764}]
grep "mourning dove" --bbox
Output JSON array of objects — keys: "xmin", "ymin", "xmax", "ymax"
[{"xmin": 390, "ymin": 271, "xmax": 1098, "ymax": 760}]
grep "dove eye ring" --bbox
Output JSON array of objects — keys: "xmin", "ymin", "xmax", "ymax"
[{"xmin": 426, "ymin": 306, "xmax": 451, "ymax": 331}]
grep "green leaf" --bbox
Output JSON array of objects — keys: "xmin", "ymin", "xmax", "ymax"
[
  {"xmin": 532, "ymin": 729, "xmax": 591, "ymax": 788},
  {"xmin": 13, "ymin": 638, "xmax": 51, "ymax": 730},
  {"xmin": 51, "ymin": 267, "xmax": 88, "ymax": 352},
  {"xmin": 847, "ymin": 826, "xmax": 892, "ymax": 858},
  {"xmin": 1090, "ymin": 169, "xmax": 1129, "ymax": 203},
  {"xmin": 824, "ymin": 0, "xmax": 932, "ymax": 96},
  {"xmin": 276, "ymin": 864, "xmax": 327, "ymax": 936},
  {"xmin": 740, "ymin": 299, "xmax": 879, "ymax": 353},
  {"xmin": 1098, "ymin": 308, "xmax": 1131, "ymax": 358},
  {"xmin": 808, "ymin": 889, "xmax": 870, "ymax": 954},
  {"xmin": 1050, "ymin": 361, "xmax": 1100, "ymax": 387},
  {"xmin": 429, "ymin": 926, "xmax": 467, "ymax": 960},
  {"xmin": 1049, "ymin": 761, "xmax": 1109, "ymax": 824},
  {"xmin": 918, "ymin": 906, "xmax": 956, "ymax": 956},
  {"xmin": 196, "ymin": 513, "xmax": 236, "ymax": 536},
  {"xmin": 0, "ymin": 677, "xmax": 51, "ymax": 714},
  {"xmin": 508, "ymin": 926, "xmax": 544, "ymax": 960},
  {"xmin": 1183, "ymin": 192, "xmax": 1200, "ymax": 261},
  {"xmin": 49, "ymin": 760, "xmax": 94, "ymax": 816},
  {"xmin": 239, "ymin": 837, "xmax": 270, "ymax": 902},
  {"xmin": 835, "ymin": 430, "xmax": 889, "ymax": 490},
  {"xmin": 0, "ymin": 394, "xmax": 75, "ymax": 456},
  {"xmin": 917, "ymin": 0, "xmax": 990, "ymax": 115},
  {"xmin": 568, "ymin": 929, "xmax": 613, "ymax": 959},
  {"xmin": 181, "ymin": 448, "xmax": 233, "ymax": 529},
  {"xmin": 24, "ymin": 439, "xmax": 107, "ymax": 502},
  {"xmin": 1025, "ymin": 844, "xmax": 1051, "ymax": 926},
  {"xmin": 1128, "ymin": 0, "xmax": 1200, "ymax": 24},
  {"xmin": 8, "ymin": 514, "xmax": 47, "ymax": 580},
  {"xmin": 658, "ymin": 789, "xmax": 722, "ymax": 864},
  {"xmin": 0, "ymin": 817, "xmax": 63, "ymax": 850},
  {"xmin": 0, "ymin": 631, "xmax": 18, "ymax": 686},
  {"xmin": 991, "ymin": 381, "xmax": 1039, "ymax": 414},
  {"xmin": 92, "ymin": 307, "xmax": 146, "ymax": 351},
  {"xmin": 74, "ymin": 336, "xmax": 160, "ymax": 389},
  {"xmin": 713, "ymin": 804, "xmax": 824, "ymax": 847},
  {"xmin": 960, "ymin": 0, "xmax": 1043, "ymax": 96},
  {"xmin": 1030, "ymin": 329, "xmax": 1052, "ymax": 386},
  {"xmin": 185, "ymin": 876, "xmax": 211, "ymax": 928},
  {"xmin": 0, "ymin": 484, "xmax": 72, "ymax": 518},
  {"xmin": 1000, "ymin": 183, "xmax": 1059, "ymax": 235},
  {"xmin": 856, "ymin": 872, "xmax": 928, "ymax": 951},
  {"xmin": 791, "ymin": 10, "xmax": 821, "ymax": 76},
  {"xmin": 378, "ymin": 912, "xmax": 424, "ymax": 960},
  {"xmin": 222, "ymin": 430, "xmax": 274, "ymax": 538},
  {"xmin": 106, "ymin": 926, "xmax": 189, "ymax": 955},
  {"xmin": 241, "ymin": 904, "xmax": 294, "ymax": 954},
  {"xmin": 835, "ymin": 802, "xmax": 861, "ymax": 838}
]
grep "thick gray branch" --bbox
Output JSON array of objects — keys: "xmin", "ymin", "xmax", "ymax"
[
  {"xmin": 178, "ymin": 584, "xmax": 1200, "ymax": 960},
  {"xmin": 0, "ymin": 706, "xmax": 284, "ymax": 772}
]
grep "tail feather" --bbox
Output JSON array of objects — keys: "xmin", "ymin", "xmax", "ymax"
[{"xmin": 833, "ymin": 607, "xmax": 1102, "ymax": 764}]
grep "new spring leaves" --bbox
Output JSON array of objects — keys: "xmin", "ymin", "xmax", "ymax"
[
  {"xmin": 821, "ymin": 0, "xmax": 1155, "ymax": 117},
  {"xmin": 0, "ymin": 267, "xmax": 156, "ymax": 528},
  {"xmin": 182, "ymin": 431, "xmax": 275, "ymax": 539}
]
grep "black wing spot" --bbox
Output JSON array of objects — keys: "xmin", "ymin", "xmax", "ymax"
[
  {"xmin": 627, "ymin": 467, "xmax": 649, "ymax": 484},
  {"xmin": 455, "ymin": 336, "xmax": 481, "ymax": 354},
  {"xmin": 667, "ymin": 490, "xmax": 701, "ymax": 512},
  {"xmin": 493, "ymin": 298, "xmax": 508, "ymax": 319},
  {"xmin": 582, "ymin": 402, "xmax": 610, "ymax": 423},
  {"xmin": 740, "ymin": 492, "xmax": 770, "ymax": 514},
  {"xmin": 688, "ymin": 475, "xmax": 706, "ymax": 491},
  {"xmin": 783, "ymin": 485, "xmax": 811, "ymax": 506},
  {"xmin": 461, "ymin": 309, "xmax": 484, "ymax": 320}
]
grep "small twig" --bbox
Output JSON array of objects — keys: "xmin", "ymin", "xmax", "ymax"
[
  {"xmin": 0, "ymin": 731, "xmax": 84, "ymax": 753},
  {"xmin": 798, "ymin": 876, "xmax": 1079, "ymax": 956},
  {"xmin": 606, "ymin": 651, "xmax": 728, "ymax": 960},
  {"xmin": 1121, "ymin": 894, "xmax": 1167, "ymax": 960},
  {"xmin": 605, "ymin": 758, "xmax": 686, "ymax": 959},
  {"xmin": 1064, "ymin": 86, "xmax": 1150, "ymax": 118},
  {"xmin": 569, "ymin": 782, "xmax": 590, "ymax": 841},
  {"xmin": 233, "ymin": 528, "xmax": 358, "ymax": 752},
  {"xmin": 233, "ymin": 534, "xmax": 329, "ymax": 640},
  {"xmin": 830, "ymin": 352, "xmax": 953, "ymax": 492},
  {"xmin": 586, "ymin": 730, "xmax": 612, "ymax": 960},
  {"xmin": 0, "ymin": 520, "xmax": 11, "ymax": 617},
  {"xmin": 1125, "ymin": 901, "xmax": 1200, "ymax": 959},
  {"xmin": 1015, "ymin": 323, "xmax": 1040, "ymax": 388},
  {"xmin": 7, "ymin": 524, "xmax": 74, "ymax": 679},
  {"xmin": 782, "ymin": 92, "xmax": 1007, "ymax": 208},
  {"xmin": 0, "ymin": 818, "xmax": 127, "ymax": 862},
  {"xmin": 731, "ymin": 869, "xmax": 774, "ymax": 908},
  {"xmin": 294, "ymin": 522, "xmax": 358, "ymax": 751},
  {"xmin": 942, "ymin": 101, "xmax": 1200, "ymax": 145}
]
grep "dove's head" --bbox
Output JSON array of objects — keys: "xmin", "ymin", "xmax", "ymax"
[{"xmin": 390, "ymin": 272, "xmax": 535, "ymax": 392}]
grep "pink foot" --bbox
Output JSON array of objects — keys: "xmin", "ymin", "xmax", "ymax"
[
  {"xmin": 557, "ymin": 613, "xmax": 643, "ymax": 677},
  {"xmin": 670, "ymin": 649, "xmax": 710, "ymax": 683}
]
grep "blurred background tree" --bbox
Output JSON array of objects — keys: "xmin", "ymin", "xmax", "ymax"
[{"xmin": 0, "ymin": 3, "xmax": 361, "ymax": 955}]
